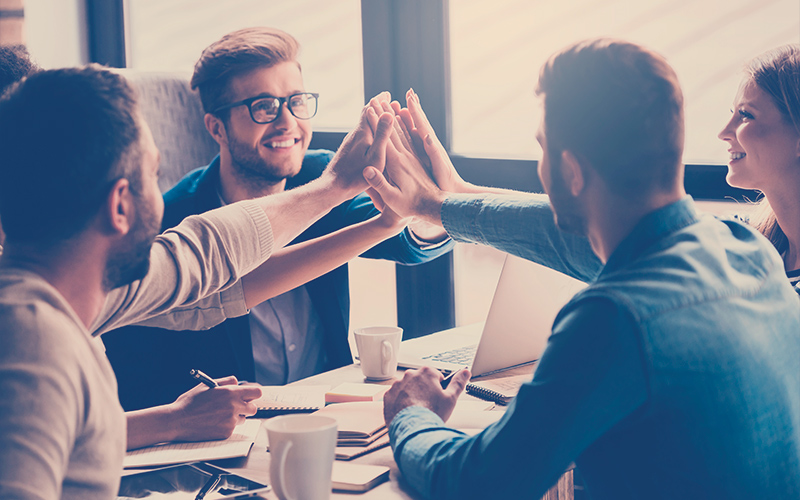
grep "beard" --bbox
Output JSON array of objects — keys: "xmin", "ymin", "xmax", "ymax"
[
  {"xmin": 227, "ymin": 132, "xmax": 299, "ymax": 189},
  {"xmin": 103, "ymin": 192, "xmax": 161, "ymax": 291},
  {"xmin": 547, "ymin": 157, "xmax": 587, "ymax": 236}
]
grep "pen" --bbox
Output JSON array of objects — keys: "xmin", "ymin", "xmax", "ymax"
[
  {"xmin": 189, "ymin": 368, "xmax": 219, "ymax": 388},
  {"xmin": 195, "ymin": 474, "xmax": 221, "ymax": 500},
  {"xmin": 441, "ymin": 367, "xmax": 468, "ymax": 389}
]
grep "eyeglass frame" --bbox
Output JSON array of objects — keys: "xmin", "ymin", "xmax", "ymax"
[{"xmin": 211, "ymin": 92, "xmax": 320, "ymax": 124}]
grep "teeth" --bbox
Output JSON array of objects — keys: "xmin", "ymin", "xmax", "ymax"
[
  {"xmin": 268, "ymin": 139, "xmax": 294, "ymax": 148},
  {"xmin": 731, "ymin": 152, "xmax": 746, "ymax": 160}
]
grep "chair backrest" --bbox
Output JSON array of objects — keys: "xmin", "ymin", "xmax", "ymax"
[{"xmin": 118, "ymin": 70, "xmax": 220, "ymax": 193}]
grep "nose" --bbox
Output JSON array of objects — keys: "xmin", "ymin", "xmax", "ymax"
[
  {"xmin": 271, "ymin": 101, "xmax": 297, "ymax": 130},
  {"xmin": 718, "ymin": 114, "xmax": 735, "ymax": 142}
]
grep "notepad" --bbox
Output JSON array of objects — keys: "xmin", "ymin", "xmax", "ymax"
[
  {"xmin": 325, "ymin": 383, "xmax": 390, "ymax": 403},
  {"xmin": 465, "ymin": 374, "xmax": 530, "ymax": 405},
  {"xmin": 314, "ymin": 401, "xmax": 386, "ymax": 440},
  {"xmin": 334, "ymin": 433, "xmax": 391, "ymax": 461},
  {"xmin": 253, "ymin": 384, "xmax": 328, "ymax": 417},
  {"xmin": 124, "ymin": 419, "xmax": 260, "ymax": 468}
]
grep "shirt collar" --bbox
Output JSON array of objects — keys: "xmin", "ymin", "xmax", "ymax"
[{"xmin": 601, "ymin": 195, "xmax": 699, "ymax": 275}]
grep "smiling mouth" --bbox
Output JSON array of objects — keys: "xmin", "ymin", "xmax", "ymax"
[
  {"xmin": 265, "ymin": 138, "xmax": 298, "ymax": 149},
  {"xmin": 730, "ymin": 152, "xmax": 746, "ymax": 161}
]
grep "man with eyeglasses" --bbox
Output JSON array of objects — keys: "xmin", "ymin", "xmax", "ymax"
[{"xmin": 103, "ymin": 27, "xmax": 453, "ymax": 410}]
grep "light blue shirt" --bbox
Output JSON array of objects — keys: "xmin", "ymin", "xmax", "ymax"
[
  {"xmin": 389, "ymin": 194, "xmax": 800, "ymax": 499},
  {"xmin": 249, "ymin": 286, "xmax": 327, "ymax": 385}
]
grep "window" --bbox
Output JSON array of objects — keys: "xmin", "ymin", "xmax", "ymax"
[
  {"xmin": 449, "ymin": 0, "xmax": 800, "ymax": 164},
  {"xmin": 124, "ymin": 0, "xmax": 364, "ymax": 130}
]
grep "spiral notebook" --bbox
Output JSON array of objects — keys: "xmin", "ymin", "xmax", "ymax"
[
  {"xmin": 253, "ymin": 385, "xmax": 329, "ymax": 417},
  {"xmin": 465, "ymin": 374, "xmax": 531, "ymax": 405}
]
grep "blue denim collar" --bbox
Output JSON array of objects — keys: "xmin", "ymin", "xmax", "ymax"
[{"xmin": 601, "ymin": 196, "xmax": 699, "ymax": 276}]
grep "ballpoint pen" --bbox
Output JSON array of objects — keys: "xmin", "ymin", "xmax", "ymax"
[
  {"xmin": 189, "ymin": 368, "xmax": 219, "ymax": 388},
  {"xmin": 195, "ymin": 474, "xmax": 222, "ymax": 500},
  {"xmin": 441, "ymin": 367, "xmax": 468, "ymax": 389}
]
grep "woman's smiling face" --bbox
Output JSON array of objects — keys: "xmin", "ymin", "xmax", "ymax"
[{"xmin": 718, "ymin": 79, "xmax": 800, "ymax": 192}]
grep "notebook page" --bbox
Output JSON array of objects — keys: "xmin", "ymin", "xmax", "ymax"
[{"xmin": 124, "ymin": 419, "xmax": 261, "ymax": 468}]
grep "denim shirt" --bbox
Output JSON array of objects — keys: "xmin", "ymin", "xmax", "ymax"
[{"xmin": 389, "ymin": 195, "xmax": 800, "ymax": 500}]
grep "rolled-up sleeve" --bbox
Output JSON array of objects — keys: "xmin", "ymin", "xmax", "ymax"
[
  {"xmin": 441, "ymin": 193, "xmax": 602, "ymax": 283},
  {"xmin": 91, "ymin": 200, "xmax": 272, "ymax": 334}
]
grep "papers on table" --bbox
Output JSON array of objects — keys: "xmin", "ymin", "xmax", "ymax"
[{"xmin": 123, "ymin": 419, "xmax": 261, "ymax": 468}]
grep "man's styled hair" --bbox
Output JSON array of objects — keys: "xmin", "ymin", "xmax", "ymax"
[
  {"xmin": 536, "ymin": 38, "xmax": 685, "ymax": 197},
  {"xmin": 0, "ymin": 65, "xmax": 142, "ymax": 245},
  {"xmin": 0, "ymin": 45, "xmax": 38, "ymax": 94},
  {"xmin": 191, "ymin": 27, "xmax": 300, "ymax": 115}
]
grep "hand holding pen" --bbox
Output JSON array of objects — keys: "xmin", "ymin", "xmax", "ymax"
[{"xmin": 189, "ymin": 368, "xmax": 219, "ymax": 388}]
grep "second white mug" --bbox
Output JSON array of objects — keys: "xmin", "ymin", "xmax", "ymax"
[{"xmin": 353, "ymin": 326, "xmax": 403, "ymax": 381}]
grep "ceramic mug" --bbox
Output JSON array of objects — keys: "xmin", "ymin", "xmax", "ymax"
[
  {"xmin": 354, "ymin": 326, "xmax": 403, "ymax": 381},
  {"xmin": 265, "ymin": 414, "xmax": 338, "ymax": 500}
]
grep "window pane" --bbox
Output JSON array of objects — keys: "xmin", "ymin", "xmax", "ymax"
[
  {"xmin": 125, "ymin": 0, "xmax": 364, "ymax": 130},
  {"xmin": 449, "ymin": 0, "xmax": 800, "ymax": 164}
]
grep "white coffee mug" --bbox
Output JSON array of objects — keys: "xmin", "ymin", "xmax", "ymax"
[
  {"xmin": 265, "ymin": 415, "xmax": 338, "ymax": 500},
  {"xmin": 353, "ymin": 326, "xmax": 403, "ymax": 381}
]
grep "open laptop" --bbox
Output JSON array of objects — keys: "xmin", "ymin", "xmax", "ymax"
[{"xmin": 398, "ymin": 253, "xmax": 588, "ymax": 378}]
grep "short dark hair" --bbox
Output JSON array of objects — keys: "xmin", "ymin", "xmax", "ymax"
[
  {"xmin": 0, "ymin": 64, "xmax": 142, "ymax": 245},
  {"xmin": 536, "ymin": 38, "xmax": 685, "ymax": 197},
  {"xmin": 190, "ymin": 27, "xmax": 300, "ymax": 115},
  {"xmin": 0, "ymin": 45, "xmax": 38, "ymax": 94}
]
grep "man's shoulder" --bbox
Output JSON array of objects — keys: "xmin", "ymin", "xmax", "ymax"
[
  {"xmin": 0, "ymin": 274, "xmax": 84, "ymax": 358},
  {"xmin": 161, "ymin": 159, "xmax": 222, "ymax": 228}
]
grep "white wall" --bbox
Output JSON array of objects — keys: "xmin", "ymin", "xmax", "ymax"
[{"xmin": 24, "ymin": 0, "xmax": 88, "ymax": 68}]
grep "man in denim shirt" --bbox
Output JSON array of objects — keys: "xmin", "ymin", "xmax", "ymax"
[{"xmin": 363, "ymin": 39, "xmax": 800, "ymax": 499}]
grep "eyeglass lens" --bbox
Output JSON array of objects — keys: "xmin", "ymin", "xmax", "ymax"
[{"xmin": 250, "ymin": 93, "xmax": 317, "ymax": 123}]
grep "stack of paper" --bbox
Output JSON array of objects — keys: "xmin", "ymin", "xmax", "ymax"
[
  {"xmin": 313, "ymin": 401, "xmax": 390, "ymax": 460},
  {"xmin": 253, "ymin": 384, "xmax": 328, "ymax": 417}
]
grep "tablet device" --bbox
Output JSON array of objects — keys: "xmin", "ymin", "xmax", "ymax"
[
  {"xmin": 118, "ymin": 462, "xmax": 270, "ymax": 499},
  {"xmin": 331, "ymin": 463, "xmax": 390, "ymax": 492}
]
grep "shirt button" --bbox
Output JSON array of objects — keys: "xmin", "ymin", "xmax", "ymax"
[{"xmin": 288, "ymin": 344, "xmax": 297, "ymax": 352}]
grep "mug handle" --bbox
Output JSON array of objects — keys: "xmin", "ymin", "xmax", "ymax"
[
  {"xmin": 381, "ymin": 340, "xmax": 393, "ymax": 376},
  {"xmin": 276, "ymin": 440, "xmax": 296, "ymax": 500}
]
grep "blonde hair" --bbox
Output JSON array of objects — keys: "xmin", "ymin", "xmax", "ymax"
[{"xmin": 191, "ymin": 27, "xmax": 300, "ymax": 114}]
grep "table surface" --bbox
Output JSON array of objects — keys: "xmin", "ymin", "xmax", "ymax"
[{"xmin": 210, "ymin": 363, "xmax": 536, "ymax": 500}]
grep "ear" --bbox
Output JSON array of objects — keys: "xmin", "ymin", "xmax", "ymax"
[
  {"xmin": 105, "ymin": 178, "xmax": 134, "ymax": 237},
  {"xmin": 560, "ymin": 150, "xmax": 586, "ymax": 197},
  {"xmin": 204, "ymin": 113, "xmax": 228, "ymax": 147}
]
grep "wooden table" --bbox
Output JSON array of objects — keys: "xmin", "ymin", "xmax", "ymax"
[{"xmin": 212, "ymin": 363, "xmax": 573, "ymax": 500}]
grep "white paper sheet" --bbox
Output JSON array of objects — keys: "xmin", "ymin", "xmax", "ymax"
[{"xmin": 124, "ymin": 419, "xmax": 261, "ymax": 468}]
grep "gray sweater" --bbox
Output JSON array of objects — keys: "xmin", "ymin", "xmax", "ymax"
[{"xmin": 0, "ymin": 200, "xmax": 272, "ymax": 500}]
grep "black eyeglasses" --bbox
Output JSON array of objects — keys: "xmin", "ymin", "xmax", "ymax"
[{"xmin": 213, "ymin": 92, "xmax": 319, "ymax": 124}]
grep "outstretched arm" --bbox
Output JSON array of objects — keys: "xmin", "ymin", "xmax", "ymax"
[
  {"xmin": 241, "ymin": 206, "xmax": 407, "ymax": 309},
  {"xmin": 125, "ymin": 376, "xmax": 262, "ymax": 450}
]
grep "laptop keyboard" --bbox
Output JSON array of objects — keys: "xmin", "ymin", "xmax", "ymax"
[{"xmin": 423, "ymin": 344, "xmax": 477, "ymax": 364}]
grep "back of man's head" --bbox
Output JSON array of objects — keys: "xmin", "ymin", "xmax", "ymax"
[
  {"xmin": 0, "ymin": 64, "xmax": 142, "ymax": 246},
  {"xmin": 536, "ymin": 38, "xmax": 685, "ymax": 198},
  {"xmin": 0, "ymin": 44, "xmax": 38, "ymax": 94},
  {"xmin": 191, "ymin": 27, "xmax": 299, "ymax": 116}
]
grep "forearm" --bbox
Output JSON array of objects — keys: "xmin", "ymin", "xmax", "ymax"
[
  {"xmin": 242, "ymin": 213, "xmax": 404, "ymax": 308},
  {"xmin": 91, "ymin": 201, "xmax": 273, "ymax": 333},
  {"xmin": 254, "ymin": 177, "xmax": 351, "ymax": 250},
  {"xmin": 126, "ymin": 406, "xmax": 179, "ymax": 451},
  {"xmin": 441, "ymin": 193, "xmax": 602, "ymax": 282}
]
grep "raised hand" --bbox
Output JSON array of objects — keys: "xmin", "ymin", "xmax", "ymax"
[
  {"xmin": 321, "ymin": 96, "xmax": 394, "ymax": 197},
  {"xmin": 400, "ymin": 89, "xmax": 469, "ymax": 193}
]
